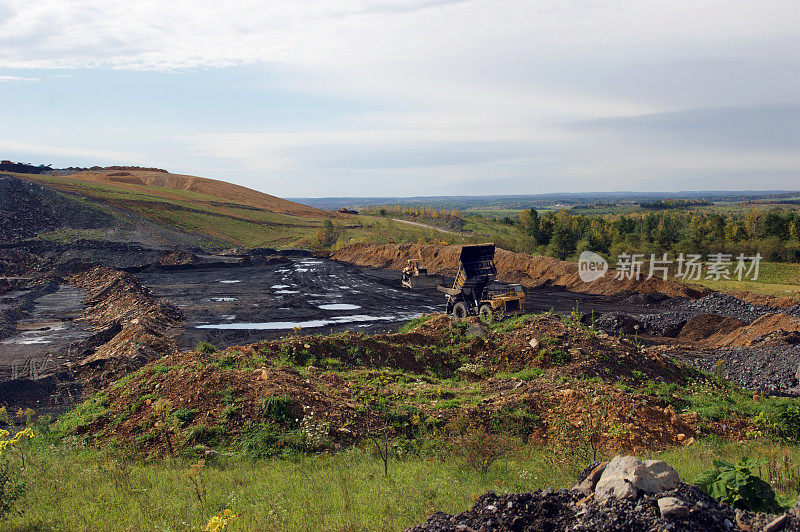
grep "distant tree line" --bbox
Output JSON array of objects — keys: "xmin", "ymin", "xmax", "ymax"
[
  {"xmin": 516, "ymin": 208, "xmax": 800, "ymax": 262},
  {"xmin": 364, "ymin": 204, "xmax": 461, "ymax": 219},
  {"xmin": 0, "ymin": 161, "xmax": 52, "ymax": 174},
  {"xmin": 639, "ymin": 199, "xmax": 713, "ymax": 210}
]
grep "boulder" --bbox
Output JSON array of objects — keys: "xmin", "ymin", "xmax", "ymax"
[
  {"xmin": 572, "ymin": 462, "xmax": 608, "ymax": 496},
  {"xmin": 594, "ymin": 456, "xmax": 680, "ymax": 503}
]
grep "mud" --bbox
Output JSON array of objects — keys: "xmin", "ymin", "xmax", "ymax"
[
  {"xmin": 137, "ymin": 257, "xmax": 445, "ymax": 349},
  {"xmin": 0, "ymin": 281, "xmax": 93, "ymax": 379},
  {"xmin": 0, "ymin": 239, "xmax": 798, "ymax": 419}
]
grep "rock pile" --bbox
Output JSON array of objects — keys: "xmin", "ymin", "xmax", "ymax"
[
  {"xmin": 407, "ymin": 455, "xmax": 799, "ymax": 531},
  {"xmin": 0, "ymin": 175, "xmax": 113, "ymax": 242}
]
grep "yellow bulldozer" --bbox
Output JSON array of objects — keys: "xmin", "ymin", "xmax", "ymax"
[
  {"xmin": 436, "ymin": 243, "xmax": 526, "ymax": 320},
  {"xmin": 401, "ymin": 259, "xmax": 443, "ymax": 290}
]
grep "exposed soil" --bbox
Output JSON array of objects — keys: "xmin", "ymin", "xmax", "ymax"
[
  {"xmin": 76, "ymin": 313, "xmax": 750, "ymax": 455},
  {"xmin": 43, "ymin": 169, "xmax": 333, "ymax": 217},
  {"xmin": 68, "ymin": 268, "xmax": 183, "ymax": 370},
  {"xmin": 677, "ymin": 314, "xmax": 749, "ymax": 343}
]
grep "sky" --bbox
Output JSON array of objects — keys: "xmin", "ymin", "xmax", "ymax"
[{"xmin": 0, "ymin": 0, "xmax": 798, "ymax": 197}]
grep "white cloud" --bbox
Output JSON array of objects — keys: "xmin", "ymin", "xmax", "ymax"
[
  {"xmin": 0, "ymin": 0, "xmax": 797, "ymax": 194},
  {"xmin": 0, "ymin": 140, "xmax": 143, "ymax": 163},
  {"xmin": 0, "ymin": 74, "xmax": 38, "ymax": 82}
]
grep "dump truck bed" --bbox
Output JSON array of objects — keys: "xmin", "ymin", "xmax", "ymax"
[{"xmin": 452, "ymin": 244, "xmax": 497, "ymax": 290}]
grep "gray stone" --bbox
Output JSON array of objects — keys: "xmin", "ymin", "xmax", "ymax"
[
  {"xmin": 658, "ymin": 497, "xmax": 690, "ymax": 519},
  {"xmin": 572, "ymin": 462, "xmax": 608, "ymax": 496}
]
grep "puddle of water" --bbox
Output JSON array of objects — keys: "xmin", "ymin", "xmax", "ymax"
[
  {"xmin": 16, "ymin": 321, "xmax": 66, "ymax": 331},
  {"xmin": 294, "ymin": 268, "xmax": 309, "ymax": 273},
  {"xmin": 300, "ymin": 260, "xmax": 324, "ymax": 265},
  {"xmin": 211, "ymin": 297, "xmax": 238, "ymax": 302},
  {"xmin": 219, "ymin": 280, "xmax": 242, "ymax": 284},
  {"xmin": 271, "ymin": 285, "xmax": 291, "ymax": 289},
  {"xmin": 318, "ymin": 304, "xmax": 361, "ymax": 311},
  {"xmin": 1, "ymin": 335, "xmax": 52, "ymax": 345},
  {"xmin": 197, "ymin": 313, "xmax": 421, "ymax": 331},
  {"xmin": 275, "ymin": 290, "xmax": 300, "ymax": 295}
]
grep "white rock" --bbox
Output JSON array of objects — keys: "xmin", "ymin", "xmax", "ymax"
[{"xmin": 594, "ymin": 456, "xmax": 681, "ymax": 503}]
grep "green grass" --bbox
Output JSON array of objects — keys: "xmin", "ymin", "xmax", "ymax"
[
  {"xmin": 398, "ymin": 315, "xmax": 436, "ymax": 333},
  {"xmin": 685, "ymin": 261, "xmax": 800, "ymax": 299},
  {"xmin": 6, "ymin": 439, "xmax": 800, "ymax": 531},
  {"xmin": 19, "ymin": 174, "xmax": 476, "ymax": 250}
]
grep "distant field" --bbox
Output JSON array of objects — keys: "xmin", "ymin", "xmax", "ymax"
[{"xmin": 686, "ymin": 261, "xmax": 800, "ymax": 299}]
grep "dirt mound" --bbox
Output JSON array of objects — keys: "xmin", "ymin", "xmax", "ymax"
[
  {"xmin": 74, "ymin": 313, "xmax": 748, "ymax": 454},
  {"xmin": 706, "ymin": 313, "xmax": 800, "ymax": 347},
  {"xmin": 331, "ymin": 243, "xmax": 701, "ymax": 299},
  {"xmin": 68, "ymin": 268, "xmax": 182, "ymax": 386},
  {"xmin": 730, "ymin": 291, "xmax": 800, "ymax": 310},
  {"xmin": 57, "ymin": 169, "xmax": 331, "ymax": 217},
  {"xmin": 83, "ymin": 351, "xmax": 383, "ymax": 453},
  {"xmin": 159, "ymin": 250, "xmax": 200, "ymax": 266},
  {"xmin": 0, "ymin": 175, "xmax": 114, "ymax": 242},
  {"xmin": 677, "ymin": 314, "xmax": 749, "ymax": 342}
]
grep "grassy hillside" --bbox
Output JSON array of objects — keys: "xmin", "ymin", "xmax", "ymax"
[{"xmin": 11, "ymin": 170, "xmax": 464, "ymax": 250}]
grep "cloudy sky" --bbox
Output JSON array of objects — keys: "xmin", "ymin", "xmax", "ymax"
[{"xmin": 0, "ymin": 0, "xmax": 797, "ymax": 197}]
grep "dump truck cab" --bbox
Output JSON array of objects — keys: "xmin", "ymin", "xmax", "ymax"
[{"xmin": 436, "ymin": 244, "xmax": 525, "ymax": 320}]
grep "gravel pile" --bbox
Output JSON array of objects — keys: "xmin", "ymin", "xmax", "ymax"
[
  {"xmin": 598, "ymin": 293, "xmax": 800, "ymax": 338},
  {"xmin": 679, "ymin": 293, "xmax": 800, "ymax": 322},
  {"xmin": 408, "ymin": 456, "xmax": 799, "ymax": 532},
  {"xmin": 674, "ymin": 346, "xmax": 800, "ymax": 394},
  {"xmin": 0, "ymin": 175, "xmax": 113, "ymax": 243}
]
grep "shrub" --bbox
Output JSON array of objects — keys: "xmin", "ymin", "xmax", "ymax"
[
  {"xmin": 771, "ymin": 404, "xmax": 800, "ymax": 441},
  {"xmin": 238, "ymin": 422, "xmax": 302, "ymax": 459},
  {"xmin": 399, "ymin": 315, "xmax": 435, "ymax": 333},
  {"xmin": 0, "ymin": 428, "xmax": 32, "ymax": 520},
  {"xmin": 189, "ymin": 425, "xmax": 226, "ymax": 447},
  {"xmin": 0, "ymin": 461, "xmax": 24, "ymax": 520},
  {"xmin": 261, "ymin": 395, "xmax": 295, "ymax": 426},
  {"xmin": 447, "ymin": 415, "xmax": 513, "ymax": 474},
  {"xmin": 196, "ymin": 341, "xmax": 216, "ymax": 354},
  {"xmin": 547, "ymin": 349, "xmax": 571, "ymax": 365},
  {"xmin": 172, "ymin": 408, "xmax": 198, "ymax": 427},
  {"xmin": 695, "ymin": 458, "xmax": 783, "ymax": 513}
]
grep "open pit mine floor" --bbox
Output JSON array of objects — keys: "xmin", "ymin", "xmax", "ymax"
[
  {"xmin": 2, "ymin": 243, "xmax": 800, "ymax": 418},
  {"xmin": 136, "ymin": 256, "xmax": 656, "ymax": 351}
]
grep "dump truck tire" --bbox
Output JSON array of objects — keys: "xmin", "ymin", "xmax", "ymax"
[
  {"xmin": 452, "ymin": 302, "xmax": 468, "ymax": 320},
  {"xmin": 478, "ymin": 304, "xmax": 493, "ymax": 320}
]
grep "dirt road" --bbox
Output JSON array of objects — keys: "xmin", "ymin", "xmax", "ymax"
[{"xmin": 394, "ymin": 218, "xmax": 462, "ymax": 235}]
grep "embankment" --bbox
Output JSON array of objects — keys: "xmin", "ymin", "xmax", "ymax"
[{"xmin": 331, "ymin": 243, "xmax": 702, "ymax": 299}]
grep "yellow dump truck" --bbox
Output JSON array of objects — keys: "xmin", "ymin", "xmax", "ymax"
[{"xmin": 436, "ymin": 243, "xmax": 526, "ymax": 320}]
